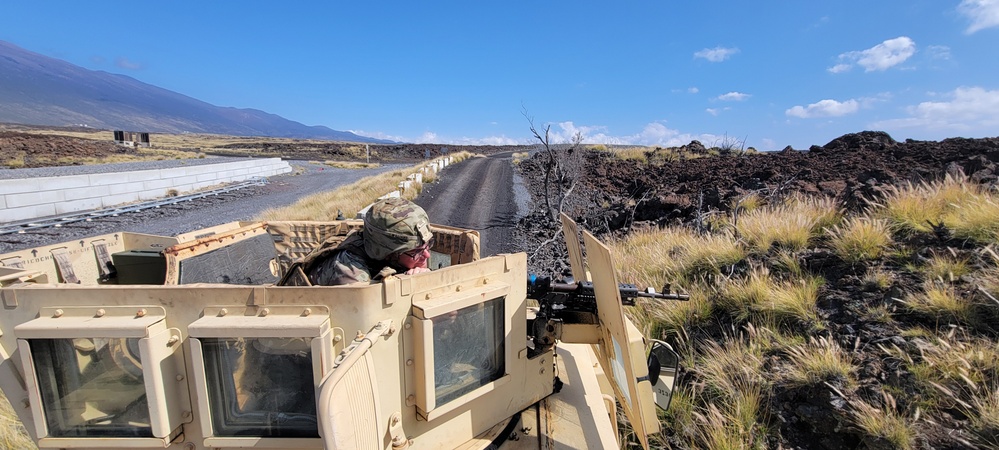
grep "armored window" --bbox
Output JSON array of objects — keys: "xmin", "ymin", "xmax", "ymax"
[
  {"xmin": 431, "ymin": 299, "xmax": 505, "ymax": 406},
  {"xmin": 188, "ymin": 306, "xmax": 331, "ymax": 446},
  {"xmin": 15, "ymin": 306, "xmax": 188, "ymax": 446},
  {"xmin": 411, "ymin": 283, "xmax": 511, "ymax": 419}
]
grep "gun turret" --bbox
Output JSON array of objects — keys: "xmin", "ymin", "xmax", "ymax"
[{"xmin": 527, "ymin": 274, "xmax": 688, "ymax": 352}]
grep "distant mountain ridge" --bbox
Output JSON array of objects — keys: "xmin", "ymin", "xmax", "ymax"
[{"xmin": 0, "ymin": 40, "xmax": 392, "ymax": 143}]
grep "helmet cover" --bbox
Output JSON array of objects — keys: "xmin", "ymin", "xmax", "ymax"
[{"xmin": 362, "ymin": 198, "xmax": 432, "ymax": 260}]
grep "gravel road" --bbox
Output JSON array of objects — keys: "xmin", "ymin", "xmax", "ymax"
[
  {"xmin": 414, "ymin": 152, "xmax": 528, "ymax": 257},
  {"xmin": 0, "ymin": 160, "xmax": 408, "ymax": 253},
  {"xmin": 0, "ymin": 155, "xmax": 527, "ymax": 257}
]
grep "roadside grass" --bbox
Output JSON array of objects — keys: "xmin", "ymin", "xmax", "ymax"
[
  {"xmin": 257, "ymin": 152, "xmax": 471, "ymax": 221},
  {"xmin": 323, "ymin": 160, "xmax": 380, "ymax": 169},
  {"xmin": 610, "ymin": 226, "xmax": 747, "ymax": 288},
  {"xmin": 687, "ymin": 335, "xmax": 769, "ymax": 449},
  {"xmin": 716, "ymin": 268, "xmax": 823, "ymax": 328}
]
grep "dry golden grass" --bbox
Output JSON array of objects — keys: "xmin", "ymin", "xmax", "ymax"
[
  {"xmin": 783, "ymin": 336, "xmax": 857, "ymax": 387},
  {"xmin": 827, "ymin": 217, "xmax": 893, "ymax": 263},
  {"xmin": 614, "ymin": 146, "xmax": 650, "ymax": 162},
  {"xmin": 862, "ymin": 266, "xmax": 895, "ymax": 291},
  {"xmin": 687, "ymin": 334, "xmax": 769, "ymax": 449},
  {"xmin": 734, "ymin": 195, "xmax": 841, "ymax": 254},
  {"xmin": 610, "ymin": 226, "xmax": 747, "ymax": 287},
  {"xmin": 323, "ymin": 160, "xmax": 380, "ymax": 169},
  {"xmin": 631, "ymin": 288, "xmax": 714, "ymax": 340},
  {"xmin": 0, "ymin": 393, "xmax": 33, "ymax": 449},
  {"xmin": 901, "ymin": 281, "xmax": 981, "ymax": 326},
  {"xmin": 717, "ymin": 268, "xmax": 822, "ymax": 327},
  {"xmin": 946, "ymin": 196, "xmax": 999, "ymax": 244},
  {"xmin": 922, "ymin": 252, "xmax": 971, "ymax": 282},
  {"xmin": 256, "ymin": 152, "xmax": 471, "ymax": 221},
  {"xmin": 876, "ymin": 173, "xmax": 999, "ymax": 244},
  {"xmin": 875, "ymin": 174, "xmax": 971, "ymax": 235},
  {"xmin": 845, "ymin": 392, "xmax": 918, "ymax": 450}
]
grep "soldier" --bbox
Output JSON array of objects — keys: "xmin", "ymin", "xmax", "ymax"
[{"xmin": 305, "ymin": 197, "xmax": 434, "ymax": 285}]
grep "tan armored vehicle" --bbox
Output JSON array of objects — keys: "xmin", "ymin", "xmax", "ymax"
[{"xmin": 0, "ymin": 214, "xmax": 681, "ymax": 449}]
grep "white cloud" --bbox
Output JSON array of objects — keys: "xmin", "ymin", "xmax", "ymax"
[
  {"xmin": 785, "ymin": 99, "xmax": 860, "ymax": 118},
  {"xmin": 688, "ymin": 87, "xmax": 699, "ymax": 94},
  {"xmin": 545, "ymin": 121, "xmax": 720, "ymax": 147},
  {"xmin": 830, "ymin": 36, "xmax": 916, "ymax": 73},
  {"xmin": 694, "ymin": 46, "xmax": 739, "ymax": 62},
  {"xmin": 115, "ymin": 57, "xmax": 143, "ymax": 70},
  {"xmin": 926, "ymin": 45, "xmax": 952, "ymax": 60},
  {"xmin": 827, "ymin": 64, "xmax": 852, "ymax": 74},
  {"xmin": 959, "ymin": 0, "xmax": 999, "ymax": 34},
  {"xmin": 706, "ymin": 108, "xmax": 720, "ymax": 116},
  {"xmin": 870, "ymin": 86, "xmax": 999, "ymax": 132},
  {"xmin": 717, "ymin": 92, "xmax": 750, "ymax": 101}
]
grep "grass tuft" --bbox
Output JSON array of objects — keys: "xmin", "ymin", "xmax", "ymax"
[
  {"xmin": 827, "ymin": 217, "xmax": 893, "ymax": 263},
  {"xmin": 783, "ymin": 336, "xmax": 857, "ymax": 387}
]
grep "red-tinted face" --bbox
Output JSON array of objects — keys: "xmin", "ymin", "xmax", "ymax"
[{"xmin": 396, "ymin": 239, "xmax": 432, "ymax": 270}]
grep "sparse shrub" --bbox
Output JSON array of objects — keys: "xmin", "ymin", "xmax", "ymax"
[{"xmin": 827, "ymin": 217, "xmax": 893, "ymax": 264}]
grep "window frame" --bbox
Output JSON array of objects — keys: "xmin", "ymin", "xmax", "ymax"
[
  {"xmin": 410, "ymin": 283, "xmax": 512, "ymax": 420},
  {"xmin": 187, "ymin": 305, "xmax": 331, "ymax": 449},
  {"xmin": 14, "ymin": 305, "xmax": 187, "ymax": 448}
]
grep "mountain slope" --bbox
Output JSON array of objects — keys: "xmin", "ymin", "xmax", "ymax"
[{"xmin": 0, "ymin": 40, "xmax": 390, "ymax": 143}]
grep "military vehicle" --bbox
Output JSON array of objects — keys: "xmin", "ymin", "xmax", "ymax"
[{"xmin": 0, "ymin": 214, "xmax": 681, "ymax": 449}]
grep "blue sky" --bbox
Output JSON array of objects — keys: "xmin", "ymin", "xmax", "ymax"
[{"xmin": 1, "ymin": 1, "xmax": 997, "ymax": 150}]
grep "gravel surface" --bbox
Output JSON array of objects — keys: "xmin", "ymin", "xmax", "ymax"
[
  {"xmin": 0, "ymin": 160, "xmax": 407, "ymax": 252},
  {"xmin": 414, "ymin": 153, "xmax": 526, "ymax": 257},
  {"xmin": 0, "ymin": 155, "xmax": 255, "ymax": 179}
]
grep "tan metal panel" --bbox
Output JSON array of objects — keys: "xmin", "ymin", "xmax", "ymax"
[{"xmin": 582, "ymin": 230, "xmax": 659, "ymax": 450}]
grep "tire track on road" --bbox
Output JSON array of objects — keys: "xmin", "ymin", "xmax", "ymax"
[{"xmin": 415, "ymin": 154, "xmax": 518, "ymax": 257}]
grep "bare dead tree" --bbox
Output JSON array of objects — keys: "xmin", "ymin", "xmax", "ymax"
[{"xmin": 524, "ymin": 110, "xmax": 585, "ymax": 221}]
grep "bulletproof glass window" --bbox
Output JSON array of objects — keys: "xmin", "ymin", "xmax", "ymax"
[
  {"xmin": 200, "ymin": 337, "xmax": 318, "ymax": 438},
  {"xmin": 431, "ymin": 298, "xmax": 505, "ymax": 406},
  {"xmin": 27, "ymin": 338, "xmax": 152, "ymax": 438},
  {"xmin": 15, "ymin": 306, "xmax": 187, "ymax": 443}
]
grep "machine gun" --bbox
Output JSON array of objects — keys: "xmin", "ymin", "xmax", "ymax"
[{"xmin": 526, "ymin": 274, "xmax": 688, "ymax": 352}]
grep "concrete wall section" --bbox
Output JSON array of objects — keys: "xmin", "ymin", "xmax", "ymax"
[{"xmin": 0, "ymin": 158, "xmax": 291, "ymax": 222}]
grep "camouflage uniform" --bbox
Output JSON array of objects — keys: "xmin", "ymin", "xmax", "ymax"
[{"xmin": 305, "ymin": 198, "xmax": 433, "ymax": 286}]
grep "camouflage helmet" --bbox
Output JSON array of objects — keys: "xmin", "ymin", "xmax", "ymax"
[{"xmin": 362, "ymin": 198, "xmax": 433, "ymax": 261}]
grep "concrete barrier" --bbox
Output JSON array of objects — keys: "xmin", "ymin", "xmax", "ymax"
[
  {"xmin": 0, "ymin": 158, "xmax": 292, "ymax": 223},
  {"xmin": 355, "ymin": 157, "xmax": 452, "ymax": 219}
]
